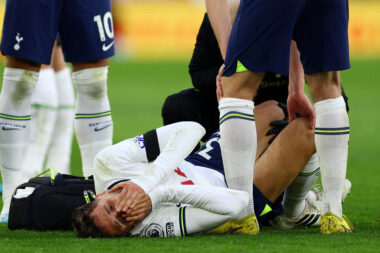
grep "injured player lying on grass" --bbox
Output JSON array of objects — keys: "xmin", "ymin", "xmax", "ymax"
[{"xmin": 72, "ymin": 113, "xmax": 351, "ymax": 237}]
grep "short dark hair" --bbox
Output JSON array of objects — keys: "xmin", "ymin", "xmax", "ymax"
[{"xmin": 72, "ymin": 200, "xmax": 104, "ymax": 238}]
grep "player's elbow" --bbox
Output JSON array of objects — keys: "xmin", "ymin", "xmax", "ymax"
[
  {"xmin": 93, "ymin": 146, "xmax": 113, "ymax": 177},
  {"xmin": 176, "ymin": 121, "xmax": 206, "ymax": 141},
  {"xmin": 187, "ymin": 121, "xmax": 206, "ymax": 140}
]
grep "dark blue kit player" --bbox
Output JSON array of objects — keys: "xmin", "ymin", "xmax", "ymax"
[
  {"xmin": 0, "ymin": 0, "xmax": 115, "ymax": 222},
  {"xmin": 205, "ymin": 0, "xmax": 353, "ymax": 234}
]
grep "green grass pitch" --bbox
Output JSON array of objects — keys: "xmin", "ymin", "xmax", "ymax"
[{"xmin": 0, "ymin": 59, "xmax": 379, "ymax": 252}]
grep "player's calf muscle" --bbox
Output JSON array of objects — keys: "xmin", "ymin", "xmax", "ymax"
[
  {"xmin": 306, "ymin": 71, "xmax": 342, "ymax": 102},
  {"xmin": 221, "ymin": 71, "xmax": 264, "ymax": 99}
]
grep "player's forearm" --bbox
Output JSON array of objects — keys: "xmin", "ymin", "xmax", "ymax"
[
  {"xmin": 184, "ymin": 208, "xmax": 233, "ymax": 235},
  {"xmin": 149, "ymin": 185, "xmax": 248, "ymax": 217},
  {"xmin": 131, "ymin": 122, "xmax": 205, "ymax": 193},
  {"xmin": 205, "ymin": 0, "xmax": 231, "ymax": 59},
  {"xmin": 289, "ymin": 40, "xmax": 305, "ymax": 94}
]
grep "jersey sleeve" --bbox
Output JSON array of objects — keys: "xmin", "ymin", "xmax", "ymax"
[
  {"xmin": 147, "ymin": 185, "xmax": 248, "ymax": 236},
  {"xmin": 130, "ymin": 122, "xmax": 205, "ymax": 193},
  {"xmin": 94, "ymin": 122, "xmax": 205, "ymax": 193}
]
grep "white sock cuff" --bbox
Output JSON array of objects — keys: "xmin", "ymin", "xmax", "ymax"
[
  {"xmin": 314, "ymin": 96, "xmax": 345, "ymax": 114},
  {"xmin": 3, "ymin": 67, "xmax": 39, "ymax": 84},
  {"xmin": 72, "ymin": 66, "xmax": 108, "ymax": 85},
  {"xmin": 218, "ymin": 98, "xmax": 254, "ymax": 110}
]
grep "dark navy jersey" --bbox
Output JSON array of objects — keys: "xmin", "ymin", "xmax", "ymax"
[
  {"xmin": 185, "ymin": 131, "xmax": 224, "ymax": 175},
  {"xmin": 185, "ymin": 131, "xmax": 284, "ymax": 226}
]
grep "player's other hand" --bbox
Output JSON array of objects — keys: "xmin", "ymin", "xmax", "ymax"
[
  {"xmin": 124, "ymin": 193, "xmax": 152, "ymax": 223},
  {"xmin": 216, "ymin": 64, "xmax": 225, "ymax": 103},
  {"xmin": 287, "ymin": 91, "xmax": 315, "ymax": 129},
  {"xmin": 111, "ymin": 181, "xmax": 146, "ymax": 213}
]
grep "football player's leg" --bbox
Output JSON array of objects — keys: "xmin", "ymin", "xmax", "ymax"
[
  {"xmin": 296, "ymin": 0, "xmax": 350, "ymax": 229},
  {"xmin": 253, "ymin": 101, "xmax": 321, "ymax": 228},
  {"xmin": 307, "ymin": 72, "xmax": 349, "ymax": 217},
  {"xmin": 60, "ymin": 0, "xmax": 115, "ymax": 176},
  {"xmin": 0, "ymin": 0, "xmax": 61, "ymax": 220},
  {"xmin": 45, "ymin": 43, "xmax": 75, "ymax": 174},
  {"xmin": 282, "ymin": 153, "xmax": 319, "ymax": 218},
  {"xmin": 253, "ymin": 117, "xmax": 318, "ymax": 227},
  {"xmin": 254, "ymin": 118, "xmax": 315, "ymax": 203},
  {"xmin": 23, "ymin": 65, "xmax": 58, "ymax": 179},
  {"xmin": 0, "ymin": 58, "xmax": 39, "ymax": 220},
  {"xmin": 72, "ymin": 60, "xmax": 113, "ymax": 177},
  {"xmin": 219, "ymin": 70, "xmax": 262, "ymax": 217},
  {"xmin": 220, "ymin": 0, "xmax": 297, "ymax": 218},
  {"xmin": 254, "ymin": 100, "xmax": 285, "ymax": 158}
]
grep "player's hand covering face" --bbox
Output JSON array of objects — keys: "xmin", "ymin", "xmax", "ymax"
[
  {"xmin": 111, "ymin": 182, "xmax": 148, "ymax": 215},
  {"xmin": 91, "ymin": 184, "xmax": 153, "ymax": 237},
  {"xmin": 91, "ymin": 190, "xmax": 136, "ymax": 237}
]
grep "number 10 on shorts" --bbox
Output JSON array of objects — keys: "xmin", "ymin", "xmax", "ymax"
[{"xmin": 94, "ymin": 12, "xmax": 114, "ymax": 42}]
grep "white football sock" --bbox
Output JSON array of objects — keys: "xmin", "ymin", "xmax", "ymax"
[
  {"xmin": 283, "ymin": 153, "xmax": 320, "ymax": 217},
  {"xmin": 23, "ymin": 68, "xmax": 58, "ymax": 178},
  {"xmin": 45, "ymin": 67, "xmax": 75, "ymax": 175},
  {"xmin": 0, "ymin": 68, "xmax": 38, "ymax": 214},
  {"xmin": 219, "ymin": 98, "xmax": 256, "ymax": 217},
  {"xmin": 314, "ymin": 96, "xmax": 349, "ymax": 217},
  {"xmin": 72, "ymin": 67, "xmax": 113, "ymax": 177}
]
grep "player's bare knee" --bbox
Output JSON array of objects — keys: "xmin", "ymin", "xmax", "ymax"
[
  {"xmin": 13, "ymin": 81, "xmax": 34, "ymax": 101},
  {"xmin": 84, "ymin": 81, "xmax": 107, "ymax": 99},
  {"xmin": 3, "ymin": 68, "xmax": 38, "ymax": 104},
  {"xmin": 73, "ymin": 67, "xmax": 108, "ymax": 100},
  {"xmin": 255, "ymin": 100, "xmax": 284, "ymax": 122},
  {"xmin": 292, "ymin": 118, "xmax": 315, "ymax": 145}
]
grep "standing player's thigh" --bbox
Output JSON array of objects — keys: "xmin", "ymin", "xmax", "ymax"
[
  {"xmin": 223, "ymin": 0, "xmax": 299, "ymax": 77},
  {"xmin": 0, "ymin": 0, "xmax": 63, "ymax": 64},
  {"xmin": 294, "ymin": 0, "xmax": 350, "ymax": 74},
  {"xmin": 59, "ymin": 0, "xmax": 115, "ymax": 63}
]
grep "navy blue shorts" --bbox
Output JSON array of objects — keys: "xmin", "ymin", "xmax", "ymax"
[
  {"xmin": 224, "ymin": 0, "xmax": 350, "ymax": 76},
  {"xmin": 253, "ymin": 184, "xmax": 283, "ymax": 227},
  {"xmin": 0, "ymin": 0, "xmax": 115, "ymax": 64}
]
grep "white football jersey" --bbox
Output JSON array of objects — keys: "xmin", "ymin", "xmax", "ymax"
[{"xmin": 94, "ymin": 122, "xmax": 247, "ymax": 237}]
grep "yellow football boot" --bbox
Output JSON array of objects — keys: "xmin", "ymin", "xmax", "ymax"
[
  {"xmin": 209, "ymin": 213, "xmax": 260, "ymax": 235},
  {"xmin": 320, "ymin": 212, "xmax": 354, "ymax": 234}
]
